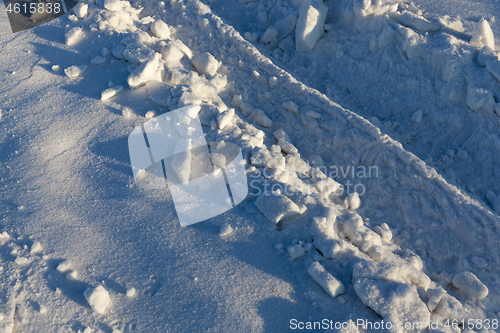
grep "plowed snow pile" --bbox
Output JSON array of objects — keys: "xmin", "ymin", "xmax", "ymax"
[{"xmin": 0, "ymin": 0, "xmax": 500, "ymax": 332}]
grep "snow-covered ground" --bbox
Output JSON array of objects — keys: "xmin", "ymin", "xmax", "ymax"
[{"xmin": 1, "ymin": 0, "xmax": 500, "ymax": 332}]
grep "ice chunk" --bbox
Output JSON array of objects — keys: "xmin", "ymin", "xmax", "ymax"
[
  {"xmin": 288, "ymin": 244, "xmax": 305, "ymax": 259},
  {"xmin": 150, "ymin": 19, "xmax": 170, "ymax": 39},
  {"xmin": 219, "ymin": 223, "xmax": 234, "ymax": 237},
  {"xmin": 470, "ymin": 19, "xmax": 495, "ymax": 49},
  {"xmin": 91, "ymin": 56, "xmax": 107, "ymax": 65},
  {"xmin": 295, "ymin": 0, "xmax": 328, "ymax": 52},
  {"xmin": 354, "ymin": 279, "xmax": 430, "ymax": 331},
  {"xmin": 65, "ymin": 27, "xmax": 83, "ymax": 46},
  {"xmin": 101, "ymin": 86, "xmax": 123, "ymax": 100},
  {"xmin": 73, "ymin": 2, "xmax": 88, "ymax": 19},
  {"xmin": 57, "ymin": 260, "xmax": 71, "ymax": 273},
  {"xmin": 252, "ymin": 109, "xmax": 273, "ymax": 127},
  {"xmin": 452, "ymin": 271, "xmax": 488, "ymax": 300},
  {"xmin": 192, "ymin": 52, "xmax": 219, "ymax": 76},
  {"xmin": 64, "ymin": 65, "xmax": 87, "ymax": 78},
  {"xmin": 127, "ymin": 53, "xmax": 162, "ymax": 89},
  {"xmin": 84, "ymin": 286, "xmax": 111, "ymax": 314},
  {"xmin": 466, "ymin": 86, "xmax": 495, "ymax": 112},
  {"xmin": 308, "ymin": 261, "xmax": 345, "ymax": 298},
  {"xmin": 255, "ymin": 192, "xmax": 301, "ymax": 223}
]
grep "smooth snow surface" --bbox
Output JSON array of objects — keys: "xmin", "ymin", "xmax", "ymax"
[{"xmin": 1, "ymin": 0, "xmax": 500, "ymax": 331}]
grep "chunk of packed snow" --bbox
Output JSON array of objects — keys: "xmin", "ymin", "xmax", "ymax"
[
  {"xmin": 397, "ymin": 12, "xmax": 440, "ymax": 32},
  {"xmin": 288, "ymin": 244, "xmax": 305, "ymax": 259},
  {"xmin": 466, "ymin": 86, "xmax": 495, "ymax": 112},
  {"xmin": 255, "ymin": 192, "xmax": 301, "ymax": 223},
  {"xmin": 477, "ymin": 46, "xmax": 499, "ymax": 67},
  {"xmin": 91, "ymin": 56, "xmax": 107, "ymax": 65},
  {"xmin": 261, "ymin": 27, "xmax": 278, "ymax": 45},
  {"xmin": 219, "ymin": 223, "xmax": 234, "ymax": 237},
  {"xmin": 51, "ymin": 65, "xmax": 61, "ymax": 72},
  {"xmin": 305, "ymin": 110, "xmax": 321, "ymax": 119},
  {"xmin": 250, "ymin": 146, "xmax": 285, "ymax": 169},
  {"xmin": 161, "ymin": 43, "xmax": 184, "ymax": 66},
  {"xmin": 353, "ymin": 260, "xmax": 402, "ymax": 282},
  {"xmin": 252, "ymin": 109, "xmax": 273, "ymax": 127},
  {"xmin": 411, "ymin": 109, "xmax": 423, "ymax": 123},
  {"xmin": 282, "ymin": 101, "xmax": 299, "ymax": 114},
  {"xmin": 64, "ymin": 65, "xmax": 87, "ymax": 78},
  {"xmin": 126, "ymin": 287, "xmax": 137, "ymax": 298},
  {"xmin": 192, "ymin": 52, "xmax": 219, "ymax": 75},
  {"xmin": 15, "ymin": 257, "xmax": 29, "ymax": 265},
  {"xmin": 73, "ymin": 2, "xmax": 88, "ymax": 19},
  {"xmin": 57, "ymin": 260, "xmax": 72, "ymax": 273},
  {"xmin": 171, "ymin": 138, "xmax": 192, "ymax": 184},
  {"xmin": 295, "ymin": 0, "xmax": 328, "ymax": 52},
  {"xmin": 84, "ymin": 286, "xmax": 111, "ymax": 314},
  {"xmin": 65, "ymin": 27, "xmax": 84, "ymax": 46},
  {"xmin": 150, "ymin": 19, "xmax": 171, "ymax": 39},
  {"xmin": 308, "ymin": 261, "xmax": 345, "ymax": 298},
  {"xmin": 66, "ymin": 271, "xmax": 78, "ymax": 280},
  {"xmin": 354, "ymin": 279, "xmax": 430, "ymax": 331},
  {"xmin": 30, "ymin": 241, "xmax": 42, "ymax": 254},
  {"xmin": 217, "ymin": 108, "xmax": 235, "ymax": 130},
  {"xmin": 486, "ymin": 59, "xmax": 500, "ymax": 83},
  {"xmin": 470, "ymin": 19, "xmax": 495, "ymax": 49},
  {"xmin": 123, "ymin": 44, "xmax": 157, "ymax": 65},
  {"xmin": 344, "ymin": 192, "xmax": 361, "ymax": 210},
  {"xmin": 452, "ymin": 271, "xmax": 488, "ymax": 300},
  {"xmin": 128, "ymin": 53, "xmax": 162, "ymax": 88},
  {"xmin": 101, "ymin": 86, "xmax": 123, "ymax": 100},
  {"xmin": 426, "ymin": 287, "xmax": 447, "ymax": 312},
  {"xmin": 122, "ymin": 107, "xmax": 135, "ymax": 118}
]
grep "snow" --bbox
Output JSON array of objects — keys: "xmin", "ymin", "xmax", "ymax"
[
  {"xmin": 84, "ymin": 286, "xmax": 111, "ymax": 314},
  {"xmin": 56, "ymin": 260, "xmax": 72, "ymax": 273}
]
